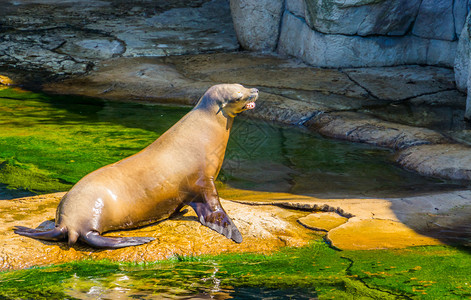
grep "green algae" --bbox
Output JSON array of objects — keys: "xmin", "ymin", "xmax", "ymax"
[
  {"xmin": 1, "ymin": 242, "xmax": 470, "ymax": 299},
  {"xmin": 0, "ymin": 87, "xmax": 187, "ymax": 197}
]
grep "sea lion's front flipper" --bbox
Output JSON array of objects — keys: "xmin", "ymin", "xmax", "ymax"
[
  {"xmin": 189, "ymin": 178, "xmax": 242, "ymax": 243},
  {"xmin": 80, "ymin": 231, "xmax": 155, "ymax": 249},
  {"xmin": 14, "ymin": 226, "xmax": 67, "ymax": 241},
  {"xmin": 190, "ymin": 201, "xmax": 242, "ymax": 243}
]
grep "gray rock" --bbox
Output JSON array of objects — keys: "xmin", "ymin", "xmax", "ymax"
[
  {"xmin": 0, "ymin": 32, "xmax": 90, "ymax": 75},
  {"xmin": 454, "ymin": 17, "xmax": 470, "ymax": 92},
  {"xmin": 163, "ymin": 51, "xmax": 369, "ymax": 98},
  {"xmin": 0, "ymin": 0, "xmax": 239, "ymax": 75},
  {"xmin": 409, "ymin": 90, "xmax": 467, "ymax": 107},
  {"xmin": 454, "ymin": 14, "xmax": 471, "ymax": 118},
  {"xmin": 359, "ymin": 100, "xmax": 467, "ymax": 132},
  {"xmin": 244, "ymin": 92, "xmax": 324, "ymax": 125},
  {"xmin": 56, "ymin": 37, "xmax": 125, "ymax": 60},
  {"xmin": 278, "ymin": 11, "xmax": 457, "ymax": 68},
  {"xmin": 426, "ymin": 38, "xmax": 459, "ymax": 66},
  {"xmin": 412, "ymin": 0, "xmax": 455, "ymax": 41},
  {"xmin": 304, "ymin": 0, "xmax": 421, "ymax": 36},
  {"xmin": 88, "ymin": 0, "xmax": 239, "ymax": 57},
  {"xmin": 305, "ymin": 111, "xmax": 449, "ymax": 150},
  {"xmin": 453, "ymin": 0, "xmax": 471, "ymax": 38},
  {"xmin": 260, "ymin": 87, "xmax": 381, "ymax": 111},
  {"xmin": 229, "ymin": 0, "xmax": 284, "ymax": 51},
  {"xmin": 343, "ymin": 66, "xmax": 456, "ymax": 101},
  {"xmin": 396, "ymin": 144, "xmax": 471, "ymax": 180},
  {"xmin": 286, "ymin": 0, "xmax": 306, "ymax": 18}
]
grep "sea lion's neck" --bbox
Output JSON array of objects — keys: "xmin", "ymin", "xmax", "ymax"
[{"xmin": 194, "ymin": 96, "xmax": 234, "ymax": 131}]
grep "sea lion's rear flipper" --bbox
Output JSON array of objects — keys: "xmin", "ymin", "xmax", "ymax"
[
  {"xmin": 80, "ymin": 231, "xmax": 155, "ymax": 249},
  {"xmin": 14, "ymin": 226, "xmax": 67, "ymax": 241},
  {"xmin": 190, "ymin": 202, "xmax": 243, "ymax": 243}
]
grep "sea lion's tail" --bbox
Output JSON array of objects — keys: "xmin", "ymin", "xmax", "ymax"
[
  {"xmin": 14, "ymin": 225, "xmax": 67, "ymax": 241},
  {"xmin": 14, "ymin": 226, "xmax": 154, "ymax": 248}
]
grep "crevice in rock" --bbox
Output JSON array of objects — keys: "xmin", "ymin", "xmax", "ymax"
[
  {"xmin": 296, "ymin": 111, "xmax": 323, "ymax": 126},
  {"xmin": 451, "ymin": 0, "xmax": 458, "ymax": 41},
  {"xmin": 341, "ymin": 255, "xmax": 414, "ymax": 300},
  {"xmin": 339, "ymin": 69, "xmax": 380, "ymax": 100},
  {"xmin": 230, "ymin": 199, "xmax": 355, "ymax": 218},
  {"xmin": 395, "ymin": 88, "xmax": 459, "ymax": 104},
  {"xmin": 274, "ymin": 1, "xmax": 287, "ymax": 52},
  {"xmin": 296, "ymin": 219, "xmax": 328, "ymax": 232},
  {"xmin": 403, "ymin": 0, "xmax": 424, "ymax": 37}
]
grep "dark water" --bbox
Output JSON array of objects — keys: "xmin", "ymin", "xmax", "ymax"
[{"xmin": 0, "ymin": 87, "xmax": 464, "ymax": 199}]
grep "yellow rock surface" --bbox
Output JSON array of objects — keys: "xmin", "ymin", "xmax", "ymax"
[
  {"xmin": 327, "ymin": 218, "xmax": 443, "ymax": 250},
  {"xmin": 298, "ymin": 212, "xmax": 348, "ymax": 231},
  {"xmin": 0, "ymin": 193, "xmax": 313, "ymax": 271}
]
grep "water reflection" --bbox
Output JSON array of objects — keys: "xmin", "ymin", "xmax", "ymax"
[
  {"xmin": 61, "ymin": 263, "xmax": 318, "ymax": 300},
  {"xmin": 225, "ymin": 118, "xmax": 464, "ymax": 198}
]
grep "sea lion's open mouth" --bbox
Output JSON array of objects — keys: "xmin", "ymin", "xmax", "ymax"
[{"xmin": 244, "ymin": 101, "xmax": 256, "ymax": 110}]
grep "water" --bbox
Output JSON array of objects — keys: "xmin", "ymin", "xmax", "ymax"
[
  {"xmin": 0, "ymin": 87, "xmax": 469, "ymax": 298},
  {"xmin": 0, "ymin": 87, "xmax": 463, "ymax": 199}
]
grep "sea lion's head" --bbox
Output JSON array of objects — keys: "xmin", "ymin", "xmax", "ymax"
[{"xmin": 202, "ymin": 84, "xmax": 259, "ymax": 118}]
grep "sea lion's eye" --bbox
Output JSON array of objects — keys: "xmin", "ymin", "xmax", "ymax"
[{"xmin": 234, "ymin": 92, "xmax": 244, "ymax": 101}]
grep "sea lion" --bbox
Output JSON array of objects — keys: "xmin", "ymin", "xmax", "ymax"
[{"xmin": 14, "ymin": 83, "xmax": 258, "ymax": 248}]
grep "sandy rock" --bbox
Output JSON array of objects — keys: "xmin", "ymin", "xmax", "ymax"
[
  {"xmin": 298, "ymin": 212, "xmax": 347, "ymax": 232},
  {"xmin": 4, "ymin": 188, "xmax": 471, "ymax": 269},
  {"xmin": 306, "ymin": 111, "xmax": 449, "ymax": 150},
  {"xmin": 343, "ymin": 66, "xmax": 457, "ymax": 101},
  {"xmin": 0, "ymin": 193, "xmax": 313, "ymax": 271},
  {"xmin": 233, "ymin": 189, "xmax": 471, "ymax": 250},
  {"xmin": 396, "ymin": 144, "xmax": 471, "ymax": 180},
  {"xmin": 165, "ymin": 52, "xmax": 369, "ymax": 98},
  {"xmin": 229, "ymin": 0, "xmax": 284, "ymax": 51},
  {"xmin": 44, "ymin": 57, "xmax": 211, "ymax": 105},
  {"xmin": 326, "ymin": 218, "xmax": 443, "ymax": 250}
]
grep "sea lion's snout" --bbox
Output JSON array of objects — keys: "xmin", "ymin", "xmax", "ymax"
[{"xmin": 244, "ymin": 88, "xmax": 258, "ymax": 110}]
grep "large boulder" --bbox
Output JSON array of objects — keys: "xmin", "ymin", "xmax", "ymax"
[
  {"xmin": 454, "ymin": 0, "xmax": 471, "ymax": 38},
  {"xmin": 454, "ymin": 14, "xmax": 471, "ymax": 118},
  {"xmin": 229, "ymin": 0, "xmax": 284, "ymax": 51},
  {"xmin": 286, "ymin": 0, "xmax": 306, "ymax": 18},
  {"xmin": 304, "ymin": 0, "xmax": 422, "ymax": 36},
  {"xmin": 278, "ymin": 11, "xmax": 457, "ymax": 67},
  {"xmin": 412, "ymin": 0, "xmax": 455, "ymax": 41}
]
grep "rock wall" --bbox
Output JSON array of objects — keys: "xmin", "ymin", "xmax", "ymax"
[
  {"xmin": 230, "ymin": 0, "xmax": 471, "ymax": 116},
  {"xmin": 455, "ymin": 14, "xmax": 471, "ymax": 118}
]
